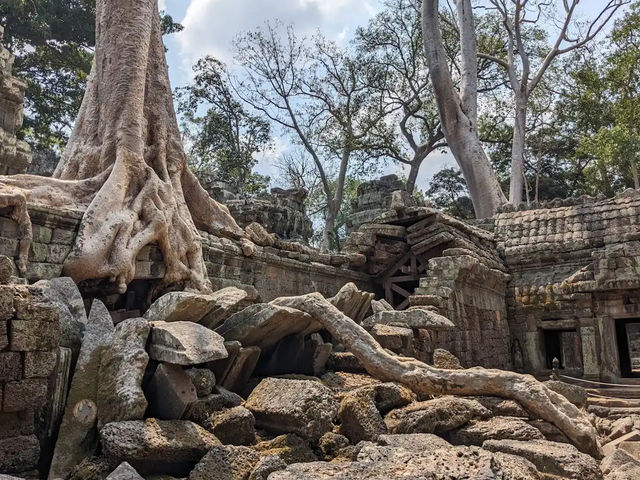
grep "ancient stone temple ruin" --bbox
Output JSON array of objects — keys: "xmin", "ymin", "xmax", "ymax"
[
  {"xmin": 0, "ymin": 25, "xmax": 31, "ymax": 175},
  {"xmin": 1, "ymin": 3, "xmax": 639, "ymax": 479}
]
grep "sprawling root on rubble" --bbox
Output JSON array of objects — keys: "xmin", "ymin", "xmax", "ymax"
[
  {"xmin": 0, "ymin": 0, "xmax": 245, "ymax": 293},
  {"xmin": 272, "ymin": 292, "xmax": 602, "ymax": 458}
]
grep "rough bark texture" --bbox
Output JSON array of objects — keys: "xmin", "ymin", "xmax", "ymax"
[
  {"xmin": 271, "ymin": 292, "xmax": 602, "ymax": 458},
  {"xmin": 421, "ymin": 0, "xmax": 506, "ymax": 218},
  {"xmin": 0, "ymin": 0, "xmax": 245, "ymax": 292}
]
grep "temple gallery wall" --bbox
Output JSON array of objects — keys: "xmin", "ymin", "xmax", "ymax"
[{"xmin": 1, "ymin": 173, "xmax": 639, "ymax": 382}]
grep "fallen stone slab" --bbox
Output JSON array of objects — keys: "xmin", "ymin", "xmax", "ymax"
[
  {"xmin": 385, "ymin": 396, "xmax": 489, "ymax": 434},
  {"xmin": 34, "ymin": 277, "xmax": 87, "ymax": 359},
  {"xmin": 144, "ymin": 291, "xmax": 218, "ymax": 323},
  {"xmin": 483, "ymin": 439, "xmax": 601, "ymax": 480},
  {"xmin": 362, "ymin": 308, "xmax": 455, "ymax": 330},
  {"xmin": 448, "ymin": 416, "xmax": 544, "ymax": 446},
  {"xmin": 200, "ymin": 287, "xmax": 257, "ymax": 330},
  {"xmin": 544, "ymin": 380, "xmax": 588, "ymax": 408},
  {"xmin": 184, "ymin": 387, "xmax": 244, "ymax": 425},
  {"xmin": 216, "ymin": 303, "xmax": 316, "ymax": 351},
  {"xmin": 433, "ymin": 348, "xmax": 462, "ymax": 369},
  {"xmin": 100, "ymin": 419, "xmax": 220, "ymax": 475},
  {"xmin": 106, "ymin": 462, "xmax": 144, "ymax": 480},
  {"xmin": 601, "ymin": 448, "xmax": 640, "ymax": 478},
  {"xmin": 376, "ymin": 433, "xmax": 452, "ymax": 451},
  {"xmin": 146, "ymin": 363, "xmax": 198, "ymax": 420},
  {"xmin": 188, "ymin": 445, "xmax": 260, "ymax": 480},
  {"xmin": 49, "ymin": 300, "xmax": 115, "ymax": 480},
  {"xmin": 149, "ymin": 321, "xmax": 228, "ymax": 365},
  {"xmin": 219, "ymin": 346, "xmax": 260, "ymax": 392},
  {"xmin": 97, "ymin": 318, "xmax": 150, "ymax": 427},
  {"xmin": 619, "ymin": 441, "xmax": 640, "ymax": 461},
  {"xmin": 329, "ymin": 283, "xmax": 374, "ymax": 324},
  {"xmin": 245, "ymin": 378, "xmax": 338, "ymax": 441}
]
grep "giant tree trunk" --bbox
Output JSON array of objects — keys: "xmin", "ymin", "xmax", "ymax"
[
  {"xmin": 0, "ymin": 0, "xmax": 245, "ymax": 293},
  {"xmin": 422, "ymin": 0, "xmax": 506, "ymax": 218},
  {"xmin": 272, "ymin": 292, "xmax": 602, "ymax": 458},
  {"xmin": 406, "ymin": 160, "xmax": 420, "ymax": 195},
  {"xmin": 509, "ymin": 95, "xmax": 527, "ymax": 205}
]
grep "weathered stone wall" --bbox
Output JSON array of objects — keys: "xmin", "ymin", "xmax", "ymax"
[
  {"xmin": 347, "ymin": 175, "xmax": 407, "ymax": 234},
  {"xmin": 0, "ymin": 26, "xmax": 31, "ymax": 175},
  {"xmin": 0, "ymin": 284, "xmax": 61, "ymax": 475},
  {"xmin": 0, "ymin": 206, "xmax": 371, "ymax": 304},
  {"xmin": 412, "ymin": 254, "xmax": 511, "ymax": 370},
  {"xmin": 494, "ymin": 190, "xmax": 640, "ymax": 379}
]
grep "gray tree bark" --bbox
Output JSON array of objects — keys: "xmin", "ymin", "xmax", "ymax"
[
  {"xmin": 422, "ymin": 0, "xmax": 507, "ymax": 218},
  {"xmin": 0, "ymin": 0, "xmax": 246, "ymax": 293},
  {"xmin": 272, "ymin": 292, "xmax": 602, "ymax": 458}
]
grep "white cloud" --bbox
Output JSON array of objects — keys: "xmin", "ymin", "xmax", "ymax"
[
  {"xmin": 158, "ymin": 0, "xmax": 167, "ymax": 12},
  {"xmin": 174, "ymin": 0, "xmax": 379, "ymax": 78}
]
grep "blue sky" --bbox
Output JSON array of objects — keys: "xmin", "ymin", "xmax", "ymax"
[{"xmin": 159, "ymin": 0, "xmax": 626, "ymax": 191}]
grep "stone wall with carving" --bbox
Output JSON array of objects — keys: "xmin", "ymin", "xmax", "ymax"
[
  {"xmin": 493, "ymin": 190, "xmax": 640, "ymax": 379},
  {"xmin": 0, "ymin": 26, "xmax": 31, "ymax": 175}
]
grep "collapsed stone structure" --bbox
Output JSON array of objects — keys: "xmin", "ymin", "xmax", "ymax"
[
  {"xmin": 206, "ymin": 181, "xmax": 313, "ymax": 242},
  {"xmin": 0, "ymin": 25, "xmax": 31, "ymax": 175}
]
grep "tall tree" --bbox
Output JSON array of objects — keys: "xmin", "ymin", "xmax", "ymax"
[
  {"xmin": 177, "ymin": 56, "xmax": 271, "ymax": 196},
  {"xmin": 480, "ymin": 0, "xmax": 628, "ymax": 205},
  {"xmin": 0, "ymin": 0, "xmax": 245, "ymax": 296},
  {"xmin": 422, "ymin": 0, "xmax": 507, "ymax": 217},
  {"xmin": 356, "ymin": 0, "xmax": 445, "ymax": 194},
  {"xmin": 234, "ymin": 23, "xmax": 390, "ymax": 250},
  {"xmin": 1, "ymin": 0, "xmax": 182, "ymax": 151}
]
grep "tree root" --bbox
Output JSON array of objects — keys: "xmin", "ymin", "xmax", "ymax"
[{"xmin": 271, "ymin": 292, "xmax": 602, "ymax": 458}]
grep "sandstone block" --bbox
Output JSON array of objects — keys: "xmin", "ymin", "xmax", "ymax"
[
  {"xmin": 149, "ymin": 321, "xmax": 228, "ymax": 365},
  {"xmin": 483, "ymin": 439, "xmax": 600, "ymax": 479},
  {"xmin": 106, "ymin": 462, "xmax": 144, "ymax": 480},
  {"xmin": 10, "ymin": 319, "xmax": 60, "ymax": 351},
  {"xmin": 0, "ymin": 352, "xmax": 21, "ymax": 381},
  {"xmin": 0, "ymin": 434, "xmax": 39, "ymax": 473},
  {"xmin": 448, "ymin": 416, "xmax": 544, "ymax": 446},
  {"xmin": 144, "ymin": 291, "xmax": 218, "ymax": 323},
  {"xmin": 0, "ymin": 285, "xmax": 13, "ymax": 321},
  {"xmin": 200, "ymin": 287, "xmax": 256, "ymax": 330},
  {"xmin": 248, "ymin": 455, "xmax": 287, "ymax": 480},
  {"xmin": 100, "ymin": 419, "xmax": 220, "ymax": 475},
  {"xmin": 0, "ymin": 410, "xmax": 34, "ymax": 438},
  {"xmin": 49, "ymin": 300, "xmax": 115, "ymax": 480},
  {"xmin": 188, "ymin": 445, "xmax": 261, "ymax": 480},
  {"xmin": 385, "ymin": 396, "xmax": 489, "ymax": 435},
  {"xmin": 23, "ymin": 350, "xmax": 57, "ymax": 378},
  {"xmin": 253, "ymin": 434, "xmax": 317, "ymax": 464},
  {"xmin": 3, "ymin": 378, "xmax": 47, "ymax": 412},
  {"xmin": 146, "ymin": 363, "xmax": 197, "ymax": 420},
  {"xmin": 97, "ymin": 318, "xmax": 150, "ymax": 427},
  {"xmin": 432, "ymin": 348, "xmax": 463, "ymax": 369},
  {"xmin": 246, "ymin": 378, "xmax": 338, "ymax": 441},
  {"xmin": 203, "ymin": 406, "xmax": 256, "ymax": 446},
  {"xmin": 186, "ymin": 367, "xmax": 216, "ymax": 398}
]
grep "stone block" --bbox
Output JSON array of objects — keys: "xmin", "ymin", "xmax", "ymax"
[
  {"xmin": 31, "ymin": 225, "xmax": 52, "ymax": 243},
  {"xmin": 10, "ymin": 319, "xmax": 60, "ymax": 351},
  {"xmin": 23, "ymin": 350, "xmax": 57, "ymax": 378},
  {"xmin": 0, "ymin": 321, "xmax": 7, "ymax": 350},
  {"xmin": 149, "ymin": 321, "xmax": 228, "ymax": 365},
  {"xmin": 14, "ymin": 295, "xmax": 58, "ymax": 321},
  {"xmin": 0, "ymin": 285, "xmax": 13, "ymax": 321},
  {"xmin": 2, "ymin": 378, "xmax": 48, "ymax": 412},
  {"xmin": 51, "ymin": 228, "xmax": 76, "ymax": 245},
  {"xmin": 0, "ymin": 434, "xmax": 40, "ymax": 473},
  {"xmin": 0, "ymin": 410, "xmax": 35, "ymax": 438},
  {"xmin": 203, "ymin": 406, "xmax": 256, "ymax": 446},
  {"xmin": 146, "ymin": 363, "xmax": 197, "ymax": 420},
  {"xmin": 0, "ymin": 352, "xmax": 21, "ymax": 380}
]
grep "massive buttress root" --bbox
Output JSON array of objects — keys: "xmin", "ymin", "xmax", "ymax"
[
  {"xmin": 0, "ymin": 0, "xmax": 245, "ymax": 292},
  {"xmin": 271, "ymin": 293, "xmax": 602, "ymax": 458}
]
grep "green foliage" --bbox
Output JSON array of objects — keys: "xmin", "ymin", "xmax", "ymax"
[
  {"xmin": 177, "ymin": 56, "xmax": 272, "ymax": 196},
  {"xmin": 425, "ymin": 167, "xmax": 474, "ymax": 220},
  {"xmin": 1, "ymin": 0, "xmax": 182, "ymax": 151}
]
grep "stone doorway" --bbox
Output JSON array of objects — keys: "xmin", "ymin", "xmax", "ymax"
[
  {"xmin": 542, "ymin": 329, "xmax": 583, "ymax": 374},
  {"xmin": 615, "ymin": 318, "xmax": 640, "ymax": 378}
]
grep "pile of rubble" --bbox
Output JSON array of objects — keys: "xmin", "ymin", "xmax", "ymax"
[{"xmin": 0, "ymin": 273, "xmax": 638, "ymax": 479}]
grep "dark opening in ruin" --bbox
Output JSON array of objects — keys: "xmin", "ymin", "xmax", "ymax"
[
  {"xmin": 615, "ymin": 318, "xmax": 640, "ymax": 378},
  {"xmin": 542, "ymin": 329, "xmax": 582, "ymax": 372}
]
